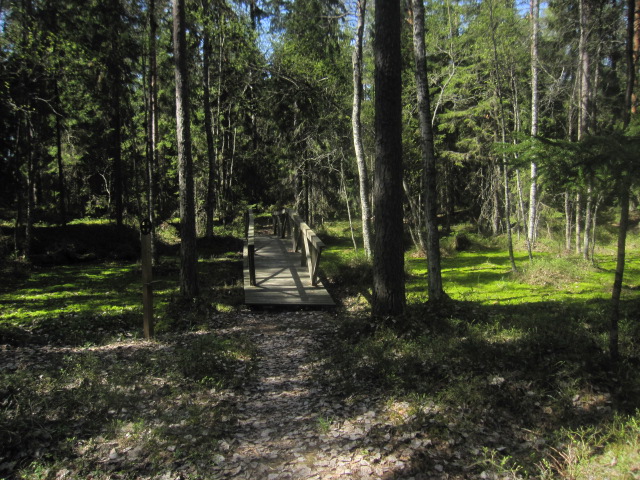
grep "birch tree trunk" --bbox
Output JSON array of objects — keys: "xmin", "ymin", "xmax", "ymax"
[
  {"xmin": 352, "ymin": 0, "xmax": 373, "ymax": 257},
  {"xmin": 528, "ymin": 0, "xmax": 540, "ymax": 254},
  {"xmin": 564, "ymin": 191, "xmax": 572, "ymax": 251},
  {"xmin": 411, "ymin": 0, "xmax": 444, "ymax": 301},
  {"xmin": 583, "ymin": 179, "xmax": 593, "ymax": 259},
  {"xmin": 575, "ymin": 192, "xmax": 582, "ymax": 255},
  {"xmin": 173, "ymin": 0, "xmax": 199, "ymax": 298},
  {"xmin": 578, "ymin": 0, "xmax": 590, "ymax": 138},
  {"xmin": 633, "ymin": 0, "xmax": 640, "ymax": 115}
]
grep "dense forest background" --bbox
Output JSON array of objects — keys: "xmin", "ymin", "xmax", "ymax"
[
  {"xmin": 2, "ymin": 1, "xmax": 640, "ymax": 477},
  {"xmin": 1, "ymin": 0, "xmax": 637, "ymax": 234},
  {"xmin": 1, "ymin": 0, "xmax": 639, "ymax": 290}
]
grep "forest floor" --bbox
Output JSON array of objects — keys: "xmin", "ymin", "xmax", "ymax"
[{"xmin": 1, "ymin": 218, "xmax": 640, "ymax": 479}]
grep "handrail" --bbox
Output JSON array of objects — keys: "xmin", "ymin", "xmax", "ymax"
[
  {"xmin": 245, "ymin": 208, "xmax": 256, "ymax": 286},
  {"xmin": 272, "ymin": 208, "xmax": 289, "ymax": 238},
  {"xmin": 273, "ymin": 208, "xmax": 325, "ymax": 287}
]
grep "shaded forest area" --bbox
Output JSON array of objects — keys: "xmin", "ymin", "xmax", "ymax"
[
  {"xmin": 1, "ymin": 0, "xmax": 640, "ymax": 477},
  {"xmin": 2, "ymin": 0, "xmax": 639, "ymax": 344},
  {"xmin": 1, "ymin": 0, "xmax": 637, "ymax": 248}
]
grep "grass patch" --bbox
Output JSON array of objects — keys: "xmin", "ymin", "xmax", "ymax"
[
  {"xmin": 0, "ymin": 220, "xmax": 248, "ymax": 478},
  {"xmin": 2, "ymin": 332, "xmax": 255, "ymax": 478},
  {"xmin": 316, "ymin": 218, "xmax": 640, "ymax": 479}
]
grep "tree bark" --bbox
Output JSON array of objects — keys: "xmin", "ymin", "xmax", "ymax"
[
  {"xmin": 54, "ymin": 79, "xmax": 66, "ymax": 227},
  {"xmin": 202, "ymin": 10, "xmax": 216, "ymax": 239},
  {"xmin": 147, "ymin": 0, "xmax": 158, "ymax": 258},
  {"xmin": 110, "ymin": 0, "xmax": 123, "ymax": 228},
  {"xmin": 340, "ymin": 161, "xmax": 358, "ymax": 251},
  {"xmin": 488, "ymin": 0, "xmax": 516, "ymax": 271},
  {"xmin": 564, "ymin": 191, "xmax": 572, "ymax": 251},
  {"xmin": 25, "ymin": 117, "xmax": 34, "ymax": 258},
  {"xmin": 372, "ymin": 0, "xmax": 405, "ymax": 317},
  {"xmin": 633, "ymin": 0, "xmax": 640, "ymax": 115},
  {"xmin": 491, "ymin": 164, "xmax": 500, "ymax": 235},
  {"xmin": 528, "ymin": 0, "xmax": 539, "ymax": 254},
  {"xmin": 583, "ymin": 178, "xmax": 593, "ymax": 259},
  {"xmin": 403, "ymin": 179, "xmax": 425, "ymax": 252},
  {"xmin": 578, "ymin": 0, "xmax": 590, "ymax": 138},
  {"xmin": 610, "ymin": 181, "xmax": 629, "ymax": 364},
  {"xmin": 575, "ymin": 192, "xmax": 582, "ymax": 255},
  {"xmin": 112, "ymin": 87, "xmax": 123, "ymax": 227},
  {"xmin": 352, "ymin": 0, "xmax": 373, "ymax": 257},
  {"xmin": 411, "ymin": 0, "xmax": 444, "ymax": 301},
  {"xmin": 173, "ymin": 0, "xmax": 199, "ymax": 298},
  {"xmin": 625, "ymin": 0, "xmax": 637, "ymax": 125}
]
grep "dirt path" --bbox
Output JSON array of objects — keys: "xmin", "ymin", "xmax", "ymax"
[{"xmin": 211, "ymin": 311, "xmax": 435, "ymax": 479}]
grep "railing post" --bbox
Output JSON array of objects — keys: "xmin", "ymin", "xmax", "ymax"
[
  {"xmin": 248, "ymin": 243, "xmax": 256, "ymax": 286},
  {"xmin": 279, "ymin": 209, "xmax": 286, "ymax": 238},
  {"xmin": 247, "ymin": 208, "xmax": 256, "ymax": 286}
]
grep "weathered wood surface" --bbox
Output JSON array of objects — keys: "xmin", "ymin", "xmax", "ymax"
[{"xmin": 244, "ymin": 233, "xmax": 335, "ymax": 306}]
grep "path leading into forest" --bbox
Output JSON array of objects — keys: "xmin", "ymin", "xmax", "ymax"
[{"xmin": 211, "ymin": 311, "xmax": 437, "ymax": 480}]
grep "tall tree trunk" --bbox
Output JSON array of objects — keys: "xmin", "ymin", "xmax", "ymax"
[
  {"xmin": 110, "ymin": 0, "xmax": 123, "ymax": 228},
  {"xmin": 578, "ymin": 0, "xmax": 590, "ymax": 138},
  {"xmin": 54, "ymin": 79, "xmax": 66, "ymax": 227},
  {"xmin": 147, "ymin": 0, "xmax": 158, "ymax": 258},
  {"xmin": 575, "ymin": 192, "xmax": 582, "ymax": 255},
  {"xmin": 214, "ymin": 25, "xmax": 225, "ymax": 219},
  {"xmin": 491, "ymin": 164, "xmax": 500, "ymax": 235},
  {"xmin": 403, "ymin": 179, "xmax": 425, "ymax": 252},
  {"xmin": 25, "ymin": 117, "xmax": 34, "ymax": 258},
  {"xmin": 583, "ymin": 179, "xmax": 593, "ymax": 259},
  {"xmin": 590, "ymin": 195, "xmax": 601, "ymax": 261},
  {"xmin": 352, "ymin": 0, "xmax": 373, "ymax": 257},
  {"xmin": 173, "ymin": 0, "xmax": 199, "ymax": 298},
  {"xmin": 611, "ymin": 0, "xmax": 637, "ymax": 363},
  {"xmin": 340, "ymin": 161, "xmax": 358, "ymax": 251},
  {"xmin": 516, "ymin": 169, "xmax": 532, "ymax": 260},
  {"xmin": 564, "ymin": 191, "xmax": 572, "ymax": 251},
  {"xmin": 625, "ymin": 0, "xmax": 637, "ymax": 125},
  {"xmin": 503, "ymin": 162, "xmax": 516, "ymax": 272},
  {"xmin": 443, "ymin": 162, "xmax": 453, "ymax": 234},
  {"xmin": 633, "ymin": 0, "xmax": 640, "ymax": 115},
  {"xmin": 372, "ymin": 0, "xmax": 405, "ymax": 317},
  {"xmin": 610, "ymin": 181, "xmax": 629, "ymax": 364},
  {"xmin": 488, "ymin": 0, "xmax": 516, "ymax": 271},
  {"xmin": 528, "ymin": 0, "xmax": 539, "ymax": 256},
  {"xmin": 112, "ymin": 89, "xmax": 123, "ymax": 227},
  {"xmin": 411, "ymin": 0, "xmax": 444, "ymax": 301},
  {"xmin": 202, "ymin": 13, "xmax": 216, "ymax": 239}
]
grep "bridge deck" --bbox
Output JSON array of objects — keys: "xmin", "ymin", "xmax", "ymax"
[{"xmin": 243, "ymin": 234, "xmax": 335, "ymax": 307}]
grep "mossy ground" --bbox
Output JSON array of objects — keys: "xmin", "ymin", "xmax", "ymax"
[
  {"xmin": 319, "ymin": 218, "xmax": 640, "ymax": 479},
  {"xmin": 1, "ymin": 216, "xmax": 639, "ymax": 479}
]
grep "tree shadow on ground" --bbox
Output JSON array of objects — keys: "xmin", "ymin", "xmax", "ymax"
[
  {"xmin": 0, "ymin": 330, "xmax": 252, "ymax": 477},
  {"xmin": 316, "ymin": 296, "xmax": 640, "ymax": 478}
]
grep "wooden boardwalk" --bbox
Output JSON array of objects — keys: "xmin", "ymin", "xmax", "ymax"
[{"xmin": 243, "ymin": 233, "xmax": 335, "ymax": 307}]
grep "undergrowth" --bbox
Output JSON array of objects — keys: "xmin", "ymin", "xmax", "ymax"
[
  {"xmin": 0, "ymin": 220, "xmax": 248, "ymax": 478},
  {"xmin": 318, "ymin": 217, "xmax": 640, "ymax": 479}
]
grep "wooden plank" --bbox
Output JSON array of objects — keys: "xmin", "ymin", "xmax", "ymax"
[{"xmin": 244, "ymin": 234, "xmax": 335, "ymax": 307}]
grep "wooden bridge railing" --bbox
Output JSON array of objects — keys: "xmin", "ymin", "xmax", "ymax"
[
  {"xmin": 272, "ymin": 208, "xmax": 326, "ymax": 287},
  {"xmin": 244, "ymin": 208, "xmax": 256, "ymax": 286}
]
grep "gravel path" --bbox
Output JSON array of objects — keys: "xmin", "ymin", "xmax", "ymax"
[{"xmin": 210, "ymin": 311, "xmax": 438, "ymax": 480}]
